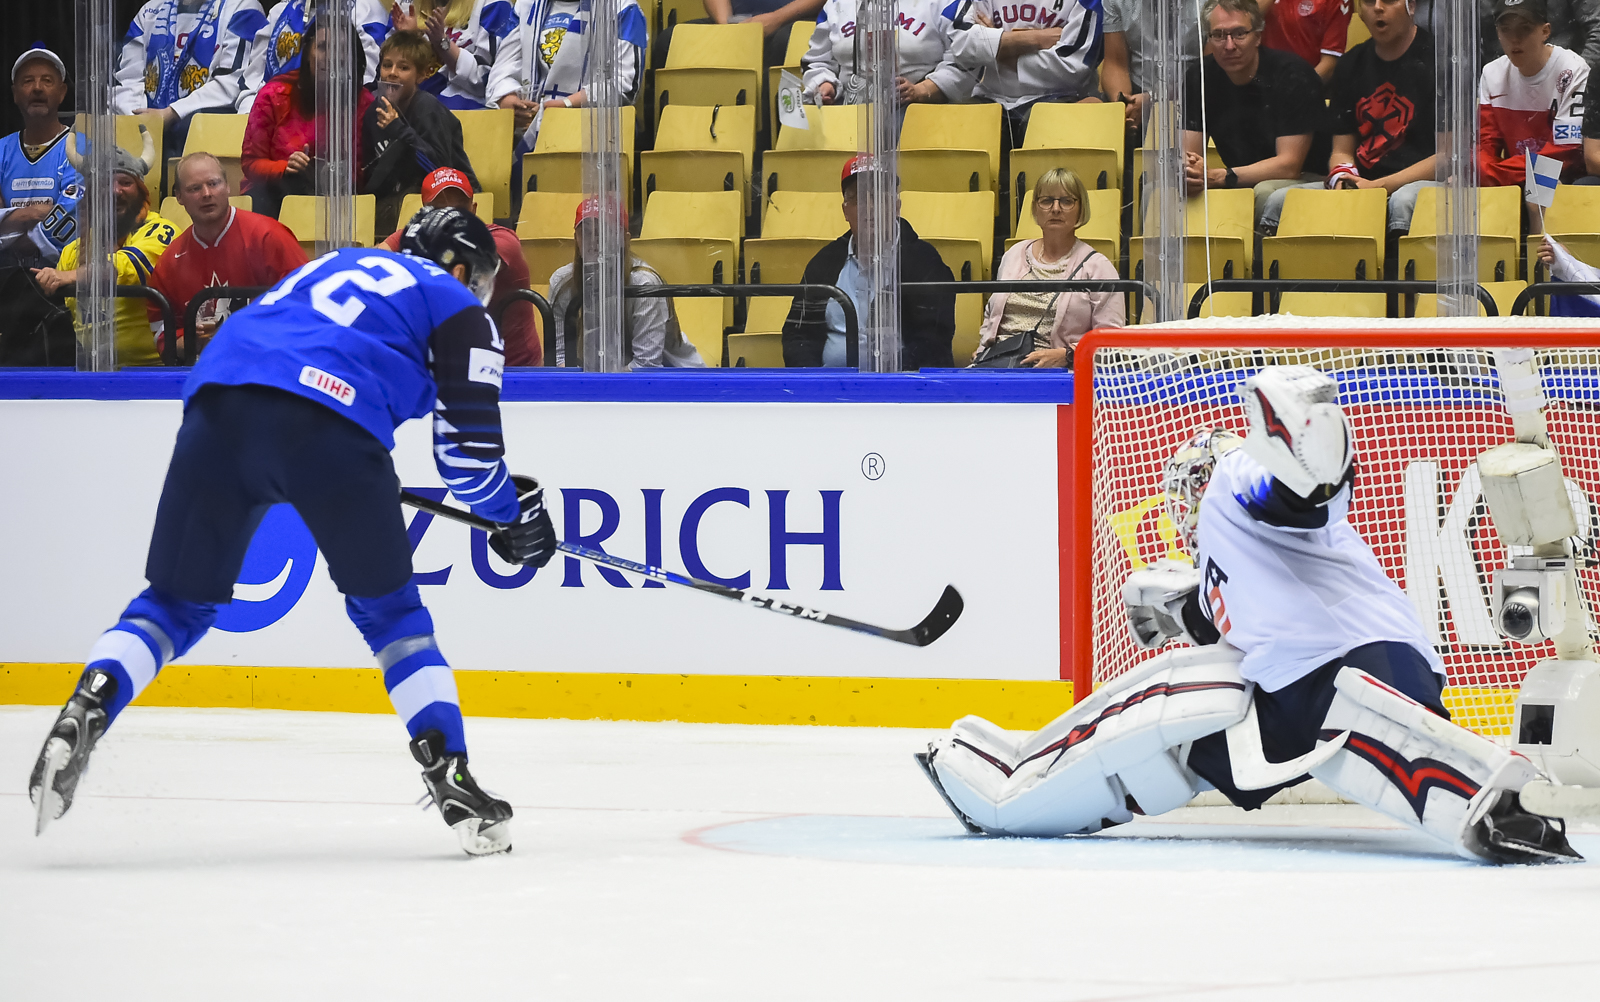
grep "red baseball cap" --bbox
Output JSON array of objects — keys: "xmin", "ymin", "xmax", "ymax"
[
  {"xmin": 422, "ymin": 167, "xmax": 474, "ymax": 203},
  {"xmin": 574, "ymin": 196, "xmax": 629, "ymax": 230},
  {"xmin": 841, "ymin": 154, "xmax": 875, "ymax": 187}
]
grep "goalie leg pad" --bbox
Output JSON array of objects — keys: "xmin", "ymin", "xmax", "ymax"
[
  {"xmin": 1307, "ymin": 666, "xmax": 1573, "ymax": 863},
  {"xmin": 927, "ymin": 646, "xmax": 1250, "ymax": 836}
]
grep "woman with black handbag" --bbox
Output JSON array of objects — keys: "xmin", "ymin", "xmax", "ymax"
[{"xmin": 969, "ymin": 168, "xmax": 1123, "ymax": 368}]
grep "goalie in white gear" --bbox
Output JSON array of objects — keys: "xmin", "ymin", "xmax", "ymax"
[{"xmin": 918, "ymin": 365, "xmax": 1581, "ymax": 864}]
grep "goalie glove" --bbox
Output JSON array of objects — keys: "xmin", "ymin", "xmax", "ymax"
[
  {"xmin": 490, "ymin": 475, "xmax": 557, "ymax": 568},
  {"xmin": 1239, "ymin": 366, "xmax": 1354, "ymax": 501},
  {"xmin": 1123, "ymin": 560, "xmax": 1203, "ymax": 649}
]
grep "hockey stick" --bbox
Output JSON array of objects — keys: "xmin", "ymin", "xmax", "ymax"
[{"xmin": 399, "ymin": 490, "xmax": 964, "ymax": 647}]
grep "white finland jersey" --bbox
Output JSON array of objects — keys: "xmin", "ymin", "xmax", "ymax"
[
  {"xmin": 949, "ymin": 0, "xmax": 1103, "ymax": 109},
  {"xmin": 1194, "ymin": 448, "xmax": 1444, "ymax": 692}
]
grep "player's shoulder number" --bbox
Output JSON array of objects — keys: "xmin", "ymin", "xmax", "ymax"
[{"xmin": 259, "ymin": 252, "xmax": 420, "ymax": 327}]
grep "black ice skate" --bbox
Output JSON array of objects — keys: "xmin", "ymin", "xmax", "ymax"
[
  {"xmin": 29, "ymin": 668, "xmax": 117, "ymax": 836},
  {"xmin": 411, "ymin": 730, "xmax": 513, "ymax": 856},
  {"xmin": 1467, "ymin": 790, "xmax": 1584, "ymax": 864},
  {"xmin": 914, "ymin": 747, "xmax": 984, "ymax": 834}
]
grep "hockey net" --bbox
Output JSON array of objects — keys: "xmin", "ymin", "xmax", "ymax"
[{"xmin": 1071, "ymin": 318, "xmax": 1600, "ymax": 741}]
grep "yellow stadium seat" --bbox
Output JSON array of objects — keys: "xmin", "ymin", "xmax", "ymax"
[
  {"xmin": 673, "ymin": 297, "xmax": 726, "ymax": 366},
  {"xmin": 278, "ymin": 194, "xmax": 377, "ymax": 251},
  {"xmin": 167, "ymin": 113, "xmax": 249, "ymax": 194},
  {"xmin": 641, "ymin": 104, "xmax": 757, "ymax": 210},
  {"xmin": 1532, "ymin": 184, "xmax": 1600, "ymax": 280},
  {"xmin": 521, "ymin": 106, "xmax": 636, "ymax": 207},
  {"xmin": 924, "ymin": 238, "xmax": 984, "ymax": 282},
  {"xmin": 1262, "ymin": 187, "xmax": 1388, "ymax": 279},
  {"xmin": 398, "ymin": 192, "xmax": 495, "ymax": 232},
  {"xmin": 1348, "ymin": 13, "xmax": 1371, "ymax": 48},
  {"xmin": 1174, "ymin": 283, "xmax": 1254, "ymax": 322},
  {"xmin": 1129, "ymin": 188, "xmax": 1254, "ymax": 282},
  {"xmin": 109, "ymin": 112, "xmax": 164, "ymax": 196},
  {"xmin": 636, "ymin": 190, "xmax": 743, "ymax": 325},
  {"xmin": 658, "ymin": 0, "xmax": 709, "ymax": 31},
  {"xmin": 727, "ymin": 330, "xmax": 786, "ymax": 367},
  {"xmin": 641, "ymin": 188, "xmax": 744, "ymax": 241},
  {"xmin": 744, "ymin": 295, "xmax": 793, "ymax": 332},
  {"xmin": 655, "ymin": 23, "xmax": 764, "ymax": 139},
  {"xmin": 1014, "ymin": 101, "xmax": 1126, "ymax": 198},
  {"xmin": 1130, "ymin": 143, "xmax": 1224, "ymax": 210},
  {"xmin": 767, "ymin": 23, "xmax": 817, "ymax": 134},
  {"xmin": 900, "ymin": 104, "xmax": 1002, "ymax": 196},
  {"xmin": 952, "ymin": 293, "xmax": 983, "ymax": 365},
  {"xmin": 1278, "ymin": 292, "xmax": 1388, "ymax": 317},
  {"xmin": 745, "ymin": 190, "xmax": 844, "ymax": 283},
  {"xmin": 1400, "ymin": 185, "xmax": 1521, "ymax": 282},
  {"xmin": 517, "ymin": 191, "xmax": 588, "ymax": 285},
  {"xmin": 1009, "ymin": 188, "xmax": 1122, "ymax": 270},
  {"xmin": 900, "ymin": 149, "xmax": 993, "ymax": 195},
  {"xmin": 899, "ymin": 190, "xmax": 996, "ymax": 280},
  {"xmin": 746, "ymin": 238, "xmax": 829, "ymax": 284},
  {"xmin": 772, "ymin": 103, "xmax": 858, "ymax": 150},
  {"xmin": 455, "ymin": 108, "xmax": 515, "ymax": 222},
  {"xmin": 157, "ymin": 195, "xmax": 251, "ymax": 232},
  {"xmin": 761, "ymin": 106, "xmax": 856, "ymax": 212}
]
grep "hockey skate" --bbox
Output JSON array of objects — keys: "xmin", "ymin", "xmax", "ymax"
[
  {"xmin": 29, "ymin": 668, "xmax": 117, "ymax": 836},
  {"xmin": 1465, "ymin": 790, "xmax": 1583, "ymax": 865},
  {"xmin": 411, "ymin": 730, "xmax": 513, "ymax": 856}
]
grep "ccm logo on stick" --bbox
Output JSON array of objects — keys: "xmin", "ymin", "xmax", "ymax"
[{"xmin": 299, "ymin": 365, "xmax": 356, "ymax": 406}]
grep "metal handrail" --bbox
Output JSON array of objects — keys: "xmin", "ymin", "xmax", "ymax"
[
  {"xmin": 1511, "ymin": 281, "xmax": 1600, "ymax": 317},
  {"xmin": 1187, "ymin": 279, "xmax": 1499, "ymax": 319},
  {"xmin": 181, "ymin": 285, "xmax": 271, "ymax": 366},
  {"xmin": 559, "ymin": 283, "xmax": 857, "ymax": 368},
  {"xmin": 116, "ymin": 286, "xmax": 178, "ymax": 366},
  {"xmin": 494, "ymin": 288, "xmax": 556, "ymax": 364}
]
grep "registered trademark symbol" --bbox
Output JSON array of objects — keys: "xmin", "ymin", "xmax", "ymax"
[{"xmin": 861, "ymin": 453, "xmax": 885, "ymax": 480}]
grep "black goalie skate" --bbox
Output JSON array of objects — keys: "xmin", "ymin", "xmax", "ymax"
[
  {"xmin": 29, "ymin": 668, "xmax": 117, "ymax": 836},
  {"xmin": 411, "ymin": 730, "xmax": 513, "ymax": 856},
  {"xmin": 1467, "ymin": 790, "xmax": 1584, "ymax": 864}
]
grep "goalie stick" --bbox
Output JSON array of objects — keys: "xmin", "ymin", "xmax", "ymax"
[{"xmin": 400, "ymin": 490, "xmax": 964, "ymax": 647}]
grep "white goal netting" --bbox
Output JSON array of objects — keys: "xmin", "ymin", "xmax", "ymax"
[{"xmin": 1080, "ymin": 319, "xmax": 1600, "ymax": 739}]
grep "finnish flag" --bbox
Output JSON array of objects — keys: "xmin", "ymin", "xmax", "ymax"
[{"xmin": 1525, "ymin": 151, "xmax": 1562, "ymax": 207}]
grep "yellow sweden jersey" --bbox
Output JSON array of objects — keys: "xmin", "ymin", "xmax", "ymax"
[{"xmin": 60, "ymin": 212, "xmax": 178, "ymax": 366}]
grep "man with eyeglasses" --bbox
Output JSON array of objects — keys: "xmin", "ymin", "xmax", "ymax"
[
  {"xmin": 1183, "ymin": 0, "xmax": 1331, "ymax": 226},
  {"xmin": 1261, "ymin": 0, "xmax": 1438, "ymax": 240},
  {"xmin": 145, "ymin": 150, "xmax": 305, "ymax": 358}
]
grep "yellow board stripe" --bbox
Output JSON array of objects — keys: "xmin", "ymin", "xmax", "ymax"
[
  {"xmin": 0, "ymin": 663, "xmax": 1076, "ymax": 730},
  {"xmin": 0, "ymin": 662, "xmax": 1524, "ymax": 735}
]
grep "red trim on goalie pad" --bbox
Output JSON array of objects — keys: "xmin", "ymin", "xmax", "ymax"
[
  {"xmin": 952, "ymin": 738, "xmax": 1019, "ymax": 778},
  {"xmin": 1319, "ymin": 728, "xmax": 1481, "ymax": 820}
]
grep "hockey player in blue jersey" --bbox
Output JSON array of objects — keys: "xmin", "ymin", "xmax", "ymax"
[{"xmin": 27, "ymin": 207, "xmax": 556, "ymax": 856}]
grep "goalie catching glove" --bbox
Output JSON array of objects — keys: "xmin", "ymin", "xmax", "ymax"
[
  {"xmin": 490, "ymin": 475, "xmax": 557, "ymax": 567},
  {"xmin": 1123, "ymin": 559, "xmax": 1211, "ymax": 648},
  {"xmin": 1240, "ymin": 365, "xmax": 1354, "ymax": 501}
]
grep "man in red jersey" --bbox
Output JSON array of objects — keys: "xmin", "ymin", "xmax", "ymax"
[
  {"xmin": 1261, "ymin": 0, "xmax": 1353, "ymax": 85},
  {"xmin": 147, "ymin": 152, "xmax": 307, "ymax": 358},
  {"xmin": 383, "ymin": 167, "xmax": 540, "ymax": 367}
]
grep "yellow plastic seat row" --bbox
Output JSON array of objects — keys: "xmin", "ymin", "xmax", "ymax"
[
  {"xmin": 1399, "ymin": 185, "xmax": 1521, "ymax": 282},
  {"xmin": 522, "ymin": 106, "xmax": 637, "ymax": 210},
  {"xmin": 655, "ymin": 22, "xmax": 764, "ymax": 141},
  {"xmin": 1128, "ymin": 188, "xmax": 1253, "ymax": 282},
  {"xmin": 643, "ymin": 104, "xmax": 757, "ymax": 220},
  {"xmin": 1262, "ymin": 187, "xmax": 1388, "ymax": 280}
]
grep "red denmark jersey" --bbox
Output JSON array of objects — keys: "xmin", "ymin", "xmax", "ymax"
[
  {"xmin": 1478, "ymin": 47, "xmax": 1590, "ymax": 187},
  {"xmin": 147, "ymin": 207, "xmax": 308, "ymax": 348},
  {"xmin": 1263, "ymin": 0, "xmax": 1352, "ymax": 69}
]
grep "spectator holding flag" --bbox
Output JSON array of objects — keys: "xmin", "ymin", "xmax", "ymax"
[{"xmin": 1477, "ymin": 0, "xmax": 1588, "ymax": 230}]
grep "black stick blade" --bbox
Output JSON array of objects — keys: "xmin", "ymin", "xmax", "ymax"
[{"xmin": 899, "ymin": 586, "xmax": 964, "ymax": 647}]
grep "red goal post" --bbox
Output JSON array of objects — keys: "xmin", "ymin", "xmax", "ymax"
[{"xmin": 1067, "ymin": 322, "xmax": 1600, "ymax": 740}]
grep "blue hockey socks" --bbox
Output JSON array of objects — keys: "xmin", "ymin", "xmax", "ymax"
[
  {"xmin": 346, "ymin": 585, "xmax": 467, "ymax": 756},
  {"xmin": 85, "ymin": 587, "xmax": 217, "ymax": 722}
]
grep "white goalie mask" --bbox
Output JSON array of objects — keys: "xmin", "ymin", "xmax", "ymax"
[{"xmin": 1163, "ymin": 427, "xmax": 1243, "ymax": 551}]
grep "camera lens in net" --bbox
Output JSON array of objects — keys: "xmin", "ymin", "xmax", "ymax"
[{"xmin": 1500, "ymin": 597, "xmax": 1537, "ymax": 641}]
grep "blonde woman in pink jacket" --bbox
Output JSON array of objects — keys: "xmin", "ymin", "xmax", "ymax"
[{"xmin": 973, "ymin": 167, "xmax": 1124, "ymax": 367}]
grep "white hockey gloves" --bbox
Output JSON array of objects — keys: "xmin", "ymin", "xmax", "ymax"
[
  {"xmin": 1123, "ymin": 559, "xmax": 1202, "ymax": 649},
  {"xmin": 1240, "ymin": 366, "xmax": 1354, "ymax": 500}
]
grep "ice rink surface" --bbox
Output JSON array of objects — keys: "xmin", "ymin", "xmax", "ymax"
[{"xmin": 4, "ymin": 706, "xmax": 1600, "ymax": 1001}]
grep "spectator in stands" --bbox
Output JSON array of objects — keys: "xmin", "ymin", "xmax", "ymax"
[
  {"xmin": 238, "ymin": 0, "xmax": 394, "ymax": 112},
  {"xmin": 972, "ymin": 168, "xmax": 1120, "ymax": 368},
  {"xmin": 32, "ymin": 133, "xmax": 177, "ymax": 366},
  {"xmin": 801, "ymin": 0, "xmax": 977, "ymax": 106},
  {"xmin": 547, "ymin": 199, "xmax": 704, "ymax": 368},
  {"xmin": 1261, "ymin": 0, "xmax": 1438, "ymax": 239},
  {"xmin": 1184, "ymin": 0, "xmax": 1330, "ymax": 223},
  {"xmin": 507, "ymin": 0, "xmax": 646, "ymax": 149},
  {"xmin": 364, "ymin": 29, "xmax": 482, "ymax": 234},
  {"xmin": 1, "ymin": 48, "xmax": 80, "ymax": 365},
  {"xmin": 382, "ymin": 167, "xmax": 539, "ymax": 365},
  {"xmin": 656, "ymin": 0, "xmax": 827, "ymax": 72},
  {"xmin": 1478, "ymin": 0, "xmax": 1588, "ymax": 230},
  {"xmin": 783, "ymin": 155, "xmax": 955, "ymax": 369},
  {"xmin": 391, "ymin": 0, "xmax": 526, "ymax": 114},
  {"xmin": 114, "ymin": 0, "xmax": 270, "ymax": 152},
  {"xmin": 1101, "ymin": 1, "xmax": 1203, "ymax": 130},
  {"xmin": 146, "ymin": 151, "xmax": 306, "ymax": 357},
  {"xmin": 951, "ymin": 0, "xmax": 1106, "ymax": 151},
  {"xmin": 242, "ymin": 17, "xmax": 374, "ymax": 218},
  {"xmin": 1413, "ymin": 1, "xmax": 1600, "ymax": 71},
  {"xmin": 1259, "ymin": 0, "xmax": 1352, "ymax": 84}
]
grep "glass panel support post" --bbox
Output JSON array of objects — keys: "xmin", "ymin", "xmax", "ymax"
[
  {"xmin": 582, "ymin": 0, "xmax": 629, "ymax": 372},
  {"xmin": 855, "ymin": 0, "xmax": 901, "ymax": 372}
]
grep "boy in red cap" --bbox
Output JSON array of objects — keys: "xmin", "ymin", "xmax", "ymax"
[{"xmin": 384, "ymin": 168, "xmax": 539, "ymax": 366}]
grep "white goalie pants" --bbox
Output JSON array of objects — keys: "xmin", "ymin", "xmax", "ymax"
[{"xmin": 928, "ymin": 644, "xmax": 1548, "ymax": 861}]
